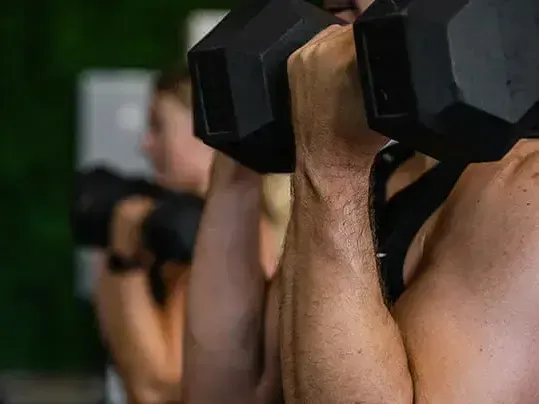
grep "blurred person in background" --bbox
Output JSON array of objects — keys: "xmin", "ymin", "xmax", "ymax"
[
  {"xmin": 94, "ymin": 67, "xmax": 212, "ymax": 404},
  {"xmin": 95, "ymin": 66, "xmax": 291, "ymax": 404}
]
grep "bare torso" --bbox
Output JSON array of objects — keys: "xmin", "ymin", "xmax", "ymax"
[{"xmin": 393, "ymin": 139, "xmax": 539, "ymax": 403}]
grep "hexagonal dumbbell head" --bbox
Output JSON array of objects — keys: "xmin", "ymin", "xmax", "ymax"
[
  {"xmin": 188, "ymin": 0, "xmax": 343, "ymax": 173},
  {"xmin": 355, "ymin": 0, "xmax": 539, "ymax": 164}
]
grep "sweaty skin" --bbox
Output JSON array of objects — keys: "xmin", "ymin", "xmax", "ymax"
[{"xmin": 281, "ymin": 23, "xmax": 539, "ymax": 404}]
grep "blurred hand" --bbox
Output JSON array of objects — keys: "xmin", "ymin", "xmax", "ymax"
[
  {"xmin": 287, "ymin": 24, "xmax": 387, "ymax": 179},
  {"xmin": 110, "ymin": 196, "xmax": 155, "ymax": 259}
]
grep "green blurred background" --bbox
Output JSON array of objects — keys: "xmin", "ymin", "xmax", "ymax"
[
  {"xmin": 0, "ymin": 0, "xmax": 233, "ymax": 373},
  {"xmin": 0, "ymin": 0, "xmax": 322, "ymax": 373}
]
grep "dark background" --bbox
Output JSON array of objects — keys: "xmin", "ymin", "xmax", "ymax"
[
  {"xmin": 0, "ymin": 0, "xmax": 232, "ymax": 373},
  {"xmin": 0, "ymin": 0, "xmax": 323, "ymax": 373}
]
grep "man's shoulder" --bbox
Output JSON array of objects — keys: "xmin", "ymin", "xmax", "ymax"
[
  {"xmin": 486, "ymin": 138, "xmax": 539, "ymax": 183},
  {"xmin": 407, "ymin": 140, "xmax": 539, "ymax": 296},
  {"xmin": 437, "ymin": 139, "xmax": 539, "ymax": 255},
  {"xmin": 455, "ymin": 139, "xmax": 539, "ymax": 201}
]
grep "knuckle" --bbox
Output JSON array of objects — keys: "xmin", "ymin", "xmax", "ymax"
[
  {"xmin": 311, "ymin": 40, "xmax": 326, "ymax": 56},
  {"xmin": 287, "ymin": 49, "xmax": 303, "ymax": 75},
  {"xmin": 287, "ymin": 24, "xmax": 345, "ymax": 74},
  {"xmin": 315, "ymin": 25, "xmax": 337, "ymax": 41},
  {"xmin": 300, "ymin": 46, "xmax": 314, "ymax": 63},
  {"xmin": 286, "ymin": 55, "xmax": 295, "ymax": 75},
  {"xmin": 327, "ymin": 24, "xmax": 343, "ymax": 35},
  {"xmin": 288, "ymin": 46, "xmax": 303, "ymax": 65}
]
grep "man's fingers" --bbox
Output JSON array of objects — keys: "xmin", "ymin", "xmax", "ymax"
[
  {"xmin": 308, "ymin": 24, "xmax": 343, "ymax": 47},
  {"xmin": 324, "ymin": 24, "xmax": 355, "ymax": 56},
  {"xmin": 114, "ymin": 196, "xmax": 155, "ymax": 225},
  {"xmin": 290, "ymin": 24, "xmax": 355, "ymax": 64},
  {"xmin": 288, "ymin": 24, "xmax": 357, "ymax": 82},
  {"xmin": 314, "ymin": 25, "xmax": 357, "ymax": 75},
  {"xmin": 288, "ymin": 24, "xmax": 342, "ymax": 68}
]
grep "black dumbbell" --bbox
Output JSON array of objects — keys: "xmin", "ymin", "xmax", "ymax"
[
  {"xmin": 188, "ymin": 0, "xmax": 344, "ymax": 173},
  {"xmin": 73, "ymin": 166, "xmax": 204, "ymax": 264},
  {"xmin": 354, "ymin": 0, "xmax": 539, "ymax": 164},
  {"xmin": 189, "ymin": 0, "xmax": 539, "ymax": 172}
]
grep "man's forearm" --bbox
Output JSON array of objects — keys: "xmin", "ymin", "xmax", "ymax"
[
  {"xmin": 281, "ymin": 167, "xmax": 413, "ymax": 404},
  {"xmin": 185, "ymin": 163, "xmax": 267, "ymax": 402}
]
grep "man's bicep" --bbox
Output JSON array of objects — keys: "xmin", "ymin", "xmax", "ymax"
[{"xmin": 392, "ymin": 148, "xmax": 539, "ymax": 402}]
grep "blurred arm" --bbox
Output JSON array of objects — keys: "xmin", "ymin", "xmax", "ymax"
[
  {"xmin": 95, "ymin": 196, "xmax": 189, "ymax": 404},
  {"xmin": 184, "ymin": 154, "xmax": 281, "ymax": 404},
  {"xmin": 96, "ymin": 262, "xmax": 188, "ymax": 403}
]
